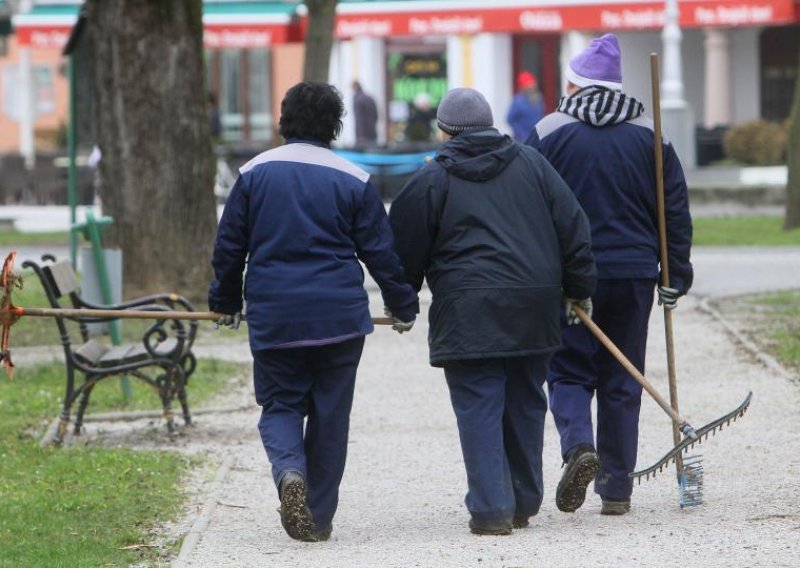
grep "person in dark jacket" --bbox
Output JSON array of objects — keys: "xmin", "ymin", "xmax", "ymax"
[
  {"xmin": 209, "ymin": 81, "xmax": 418, "ymax": 542},
  {"xmin": 389, "ymin": 87, "xmax": 597, "ymax": 535},
  {"xmin": 526, "ymin": 33, "xmax": 693, "ymax": 516},
  {"xmin": 352, "ymin": 80, "xmax": 378, "ymax": 147}
]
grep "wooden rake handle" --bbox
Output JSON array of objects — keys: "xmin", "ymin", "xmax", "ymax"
[
  {"xmin": 571, "ymin": 304, "xmax": 694, "ymax": 434},
  {"xmin": 13, "ymin": 306, "xmax": 394, "ymax": 326}
]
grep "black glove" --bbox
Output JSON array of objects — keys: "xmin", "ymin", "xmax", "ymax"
[
  {"xmin": 383, "ymin": 306, "xmax": 415, "ymax": 334},
  {"xmin": 215, "ymin": 312, "xmax": 242, "ymax": 330},
  {"xmin": 564, "ymin": 297, "xmax": 592, "ymax": 326},
  {"xmin": 657, "ymin": 286, "xmax": 681, "ymax": 310}
]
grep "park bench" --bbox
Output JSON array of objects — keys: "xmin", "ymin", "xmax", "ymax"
[{"xmin": 24, "ymin": 255, "xmax": 199, "ymax": 444}]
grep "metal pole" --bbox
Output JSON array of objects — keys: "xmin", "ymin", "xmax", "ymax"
[
  {"xmin": 85, "ymin": 209, "xmax": 129, "ymax": 400},
  {"xmin": 67, "ymin": 56, "xmax": 78, "ymax": 269}
]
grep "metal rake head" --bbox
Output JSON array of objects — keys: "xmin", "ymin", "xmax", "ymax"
[
  {"xmin": 678, "ymin": 454, "xmax": 704, "ymax": 507},
  {"xmin": 630, "ymin": 392, "xmax": 752, "ymax": 483}
]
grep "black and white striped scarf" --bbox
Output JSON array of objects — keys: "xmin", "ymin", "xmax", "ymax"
[{"xmin": 556, "ymin": 85, "xmax": 644, "ymax": 127}]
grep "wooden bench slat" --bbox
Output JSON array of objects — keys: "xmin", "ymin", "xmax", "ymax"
[{"xmin": 74, "ymin": 339, "xmax": 110, "ymax": 366}]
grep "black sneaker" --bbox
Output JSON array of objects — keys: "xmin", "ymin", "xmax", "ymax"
[
  {"xmin": 600, "ymin": 498, "xmax": 631, "ymax": 516},
  {"xmin": 278, "ymin": 471, "xmax": 314, "ymax": 541},
  {"xmin": 468, "ymin": 519, "xmax": 512, "ymax": 536},
  {"xmin": 555, "ymin": 445, "xmax": 601, "ymax": 513}
]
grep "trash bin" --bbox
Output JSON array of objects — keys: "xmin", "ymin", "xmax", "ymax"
[{"xmin": 695, "ymin": 126, "xmax": 728, "ymax": 167}]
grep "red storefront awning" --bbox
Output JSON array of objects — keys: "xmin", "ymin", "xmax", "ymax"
[
  {"xmin": 334, "ymin": 0, "xmax": 800, "ymax": 39},
  {"xmin": 13, "ymin": 3, "xmax": 299, "ymax": 50}
]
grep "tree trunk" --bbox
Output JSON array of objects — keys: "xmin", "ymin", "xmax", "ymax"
[
  {"xmin": 784, "ymin": 42, "xmax": 800, "ymax": 230},
  {"xmin": 85, "ymin": 0, "xmax": 216, "ymax": 299},
  {"xmin": 303, "ymin": 0, "xmax": 338, "ymax": 82}
]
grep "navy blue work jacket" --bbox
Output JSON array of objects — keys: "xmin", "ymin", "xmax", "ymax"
[
  {"xmin": 526, "ymin": 112, "xmax": 693, "ymax": 293},
  {"xmin": 209, "ymin": 139, "xmax": 418, "ymax": 350}
]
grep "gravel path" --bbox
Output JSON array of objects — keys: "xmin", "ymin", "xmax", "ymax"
[{"xmin": 144, "ymin": 280, "xmax": 799, "ymax": 568}]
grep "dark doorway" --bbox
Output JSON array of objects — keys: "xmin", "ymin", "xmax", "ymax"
[
  {"xmin": 512, "ymin": 34, "xmax": 561, "ymax": 113},
  {"xmin": 760, "ymin": 25, "xmax": 799, "ymax": 122}
]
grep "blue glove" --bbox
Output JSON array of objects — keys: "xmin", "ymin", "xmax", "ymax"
[
  {"xmin": 215, "ymin": 312, "xmax": 241, "ymax": 330},
  {"xmin": 657, "ymin": 286, "xmax": 681, "ymax": 310},
  {"xmin": 384, "ymin": 306, "xmax": 415, "ymax": 334}
]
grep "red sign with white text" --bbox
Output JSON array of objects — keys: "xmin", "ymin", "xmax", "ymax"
[
  {"xmin": 15, "ymin": 23, "xmax": 297, "ymax": 49},
  {"xmin": 15, "ymin": 26, "xmax": 72, "ymax": 50},
  {"xmin": 335, "ymin": 1, "xmax": 799, "ymax": 38}
]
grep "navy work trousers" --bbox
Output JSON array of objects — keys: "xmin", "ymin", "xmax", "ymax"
[
  {"xmin": 444, "ymin": 354, "xmax": 550, "ymax": 525},
  {"xmin": 548, "ymin": 279, "xmax": 655, "ymax": 500},
  {"xmin": 253, "ymin": 336, "xmax": 365, "ymax": 530}
]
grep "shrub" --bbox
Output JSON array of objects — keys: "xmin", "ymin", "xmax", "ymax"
[{"xmin": 723, "ymin": 120, "xmax": 787, "ymax": 166}]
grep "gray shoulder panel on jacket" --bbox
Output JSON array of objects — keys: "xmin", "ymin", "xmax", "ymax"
[
  {"xmin": 628, "ymin": 115, "xmax": 672, "ymax": 145},
  {"xmin": 535, "ymin": 113, "xmax": 580, "ymax": 141}
]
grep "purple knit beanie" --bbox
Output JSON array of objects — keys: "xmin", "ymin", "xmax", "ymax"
[{"xmin": 565, "ymin": 33, "xmax": 623, "ymax": 90}]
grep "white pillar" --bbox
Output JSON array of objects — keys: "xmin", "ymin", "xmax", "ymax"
[
  {"xmin": 561, "ymin": 31, "xmax": 588, "ymax": 94},
  {"xmin": 446, "ymin": 35, "xmax": 465, "ymax": 88},
  {"xmin": 19, "ymin": 46, "xmax": 35, "ymax": 169},
  {"xmin": 470, "ymin": 33, "xmax": 513, "ymax": 136},
  {"xmin": 660, "ymin": 0, "xmax": 696, "ymax": 168},
  {"xmin": 703, "ymin": 28, "xmax": 731, "ymax": 128}
]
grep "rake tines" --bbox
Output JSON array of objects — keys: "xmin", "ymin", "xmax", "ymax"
[{"xmin": 631, "ymin": 391, "xmax": 752, "ymax": 484}]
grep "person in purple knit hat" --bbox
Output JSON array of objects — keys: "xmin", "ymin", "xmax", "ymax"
[{"xmin": 526, "ymin": 34, "xmax": 693, "ymax": 516}]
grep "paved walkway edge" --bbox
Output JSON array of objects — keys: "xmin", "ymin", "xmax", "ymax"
[
  {"xmin": 699, "ymin": 296, "xmax": 796, "ymax": 382},
  {"xmin": 173, "ymin": 454, "xmax": 237, "ymax": 568}
]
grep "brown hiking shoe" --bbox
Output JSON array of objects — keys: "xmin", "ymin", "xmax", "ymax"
[
  {"xmin": 601, "ymin": 498, "xmax": 631, "ymax": 515},
  {"xmin": 278, "ymin": 471, "xmax": 314, "ymax": 541},
  {"xmin": 555, "ymin": 445, "xmax": 601, "ymax": 513}
]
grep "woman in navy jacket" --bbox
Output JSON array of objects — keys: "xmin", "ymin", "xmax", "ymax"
[{"xmin": 209, "ymin": 82, "xmax": 418, "ymax": 542}]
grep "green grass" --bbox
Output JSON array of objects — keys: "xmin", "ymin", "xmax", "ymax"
[
  {"xmin": 0, "ymin": 359, "xmax": 238, "ymax": 566},
  {"xmin": 713, "ymin": 290, "xmax": 800, "ymax": 372},
  {"xmin": 750, "ymin": 290, "xmax": 800, "ymax": 370},
  {"xmin": 692, "ymin": 216, "xmax": 800, "ymax": 246},
  {"xmin": 0, "ymin": 230, "xmax": 69, "ymax": 247}
]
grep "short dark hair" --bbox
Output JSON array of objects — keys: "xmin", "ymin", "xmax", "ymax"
[{"xmin": 279, "ymin": 82, "xmax": 344, "ymax": 144}]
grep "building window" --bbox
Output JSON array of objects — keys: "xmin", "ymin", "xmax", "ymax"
[{"xmin": 206, "ymin": 47, "xmax": 272, "ymax": 144}]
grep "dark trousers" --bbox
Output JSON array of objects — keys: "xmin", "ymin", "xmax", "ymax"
[
  {"xmin": 548, "ymin": 279, "xmax": 654, "ymax": 500},
  {"xmin": 444, "ymin": 354, "xmax": 550, "ymax": 525},
  {"xmin": 253, "ymin": 336, "xmax": 365, "ymax": 530}
]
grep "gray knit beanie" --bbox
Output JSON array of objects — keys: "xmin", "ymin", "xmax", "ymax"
[{"xmin": 436, "ymin": 88, "xmax": 494, "ymax": 135}]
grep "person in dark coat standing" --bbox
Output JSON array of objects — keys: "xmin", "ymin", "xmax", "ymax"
[
  {"xmin": 352, "ymin": 80, "xmax": 378, "ymax": 147},
  {"xmin": 209, "ymin": 81, "xmax": 418, "ymax": 542},
  {"xmin": 389, "ymin": 87, "xmax": 597, "ymax": 535},
  {"xmin": 526, "ymin": 33, "xmax": 693, "ymax": 516}
]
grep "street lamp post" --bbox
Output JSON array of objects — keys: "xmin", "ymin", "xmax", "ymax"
[{"xmin": 660, "ymin": 0, "xmax": 696, "ymax": 168}]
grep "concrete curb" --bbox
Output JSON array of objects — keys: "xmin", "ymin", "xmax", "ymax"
[
  {"xmin": 698, "ymin": 295, "xmax": 797, "ymax": 383},
  {"xmin": 172, "ymin": 454, "xmax": 237, "ymax": 568}
]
